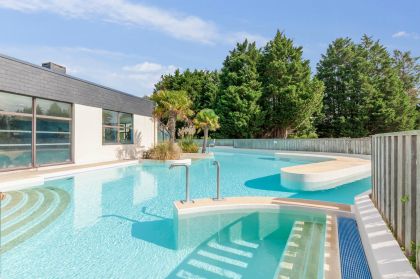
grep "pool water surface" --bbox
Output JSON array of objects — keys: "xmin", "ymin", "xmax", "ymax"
[{"xmin": 1, "ymin": 148, "xmax": 370, "ymax": 278}]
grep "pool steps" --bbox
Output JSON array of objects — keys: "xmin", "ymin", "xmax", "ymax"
[
  {"xmin": 175, "ymin": 197, "xmax": 348, "ymax": 279},
  {"xmin": 276, "ymin": 220, "xmax": 325, "ymax": 278},
  {"xmin": 0, "ymin": 187, "xmax": 70, "ymax": 253}
]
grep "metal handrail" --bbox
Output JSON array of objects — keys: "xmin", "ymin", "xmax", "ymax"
[
  {"xmin": 169, "ymin": 163, "xmax": 192, "ymax": 203},
  {"xmin": 212, "ymin": 160, "xmax": 223, "ymax": 201}
]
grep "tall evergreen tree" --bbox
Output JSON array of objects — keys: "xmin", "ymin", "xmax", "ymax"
[
  {"xmin": 316, "ymin": 35, "xmax": 416, "ymax": 137},
  {"xmin": 258, "ymin": 31, "xmax": 324, "ymax": 138},
  {"xmin": 315, "ymin": 38, "xmax": 367, "ymax": 137},
  {"xmin": 154, "ymin": 69, "xmax": 219, "ymax": 113},
  {"xmin": 215, "ymin": 40, "xmax": 262, "ymax": 138},
  {"xmin": 392, "ymin": 50, "xmax": 420, "ymax": 128}
]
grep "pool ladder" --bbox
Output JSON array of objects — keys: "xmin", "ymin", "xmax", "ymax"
[{"xmin": 169, "ymin": 160, "xmax": 223, "ymax": 203}]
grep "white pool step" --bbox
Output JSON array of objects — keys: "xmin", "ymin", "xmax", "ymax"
[
  {"xmin": 170, "ymin": 237, "xmax": 260, "ymax": 279},
  {"xmin": 276, "ymin": 220, "xmax": 325, "ymax": 279}
]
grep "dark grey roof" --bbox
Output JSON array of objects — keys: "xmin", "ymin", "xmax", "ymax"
[{"xmin": 0, "ymin": 53, "xmax": 154, "ymax": 116}]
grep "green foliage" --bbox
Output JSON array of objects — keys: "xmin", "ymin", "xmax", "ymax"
[
  {"xmin": 149, "ymin": 31, "xmax": 418, "ymax": 139},
  {"xmin": 316, "ymin": 35, "xmax": 417, "ymax": 137},
  {"xmin": 194, "ymin": 108, "xmax": 220, "ymax": 132},
  {"xmin": 150, "ymin": 90, "xmax": 193, "ymax": 142},
  {"xmin": 392, "ymin": 50, "xmax": 420, "ymax": 129},
  {"xmin": 215, "ymin": 39, "xmax": 262, "ymax": 138},
  {"xmin": 194, "ymin": 109, "xmax": 220, "ymax": 153},
  {"xmin": 154, "ymin": 69, "xmax": 219, "ymax": 112},
  {"xmin": 145, "ymin": 141, "xmax": 181, "ymax": 160},
  {"xmin": 401, "ymin": 195, "xmax": 410, "ymax": 203},
  {"xmin": 258, "ymin": 31, "xmax": 324, "ymax": 138},
  {"xmin": 178, "ymin": 138, "xmax": 199, "ymax": 153}
]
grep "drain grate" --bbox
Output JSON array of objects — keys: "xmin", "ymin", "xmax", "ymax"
[{"xmin": 338, "ymin": 217, "xmax": 372, "ymax": 279}]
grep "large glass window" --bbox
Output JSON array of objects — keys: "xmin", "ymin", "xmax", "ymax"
[
  {"xmin": 102, "ymin": 109, "xmax": 133, "ymax": 144},
  {"xmin": 0, "ymin": 92, "xmax": 33, "ymax": 170},
  {"xmin": 35, "ymin": 99, "xmax": 72, "ymax": 166},
  {"xmin": 0, "ymin": 91, "xmax": 73, "ymax": 170}
]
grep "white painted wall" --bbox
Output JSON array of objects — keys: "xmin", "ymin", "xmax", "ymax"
[{"xmin": 73, "ymin": 104, "xmax": 156, "ymax": 164}]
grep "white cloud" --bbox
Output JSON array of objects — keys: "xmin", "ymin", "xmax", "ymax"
[
  {"xmin": 225, "ymin": 32, "xmax": 269, "ymax": 46},
  {"xmin": 392, "ymin": 31, "xmax": 419, "ymax": 39},
  {"xmin": 0, "ymin": 0, "xmax": 267, "ymax": 45},
  {"xmin": 0, "ymin": 0, "xmax": 218, "ymax": 44},
  {"xmin": 123, "ymin": 62, "xmax": 166, "ymax": 73},
  {"xmin": 122, "ymin": 62, "xmax": 178, "ymax": 90},
  {"xmin": 392, "ymin": 31, "xmax": 409, "ymax": 38}
]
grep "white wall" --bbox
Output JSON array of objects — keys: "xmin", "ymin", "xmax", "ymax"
[{"xmin": 73, "ymin": 104, "xmax": 156, "ymax": 164}]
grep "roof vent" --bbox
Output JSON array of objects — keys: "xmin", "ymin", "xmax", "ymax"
[{"xmin": 42, "ymin": 62, "xmax": 66, "ymax": 74}]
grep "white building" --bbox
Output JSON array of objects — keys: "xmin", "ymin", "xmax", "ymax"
[{"xmin": 0, "ymin": 54, "xmax": 157, "ymax": 171}]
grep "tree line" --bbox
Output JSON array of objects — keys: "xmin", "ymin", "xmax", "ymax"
[{"xmin": 152, "ymin": 31, "xmax": 419, "ymax": 139}]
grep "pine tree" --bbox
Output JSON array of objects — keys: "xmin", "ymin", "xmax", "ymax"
[
  {"xmin": 259, "ymin": 31, "xmax": 324, "ymax": 138},
  {"xmin": 215, "ymin": 39, "xmax": 262, "ymax": 138}
]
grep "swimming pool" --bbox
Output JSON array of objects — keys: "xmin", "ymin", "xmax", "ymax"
[{"xmin": 1, "ymin": 148, "xmax": 371, "ymax": 278}]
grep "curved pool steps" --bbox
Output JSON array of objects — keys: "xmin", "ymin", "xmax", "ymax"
[{"xmin": 0, "ymin": 187, "xmax": 70, "ymax": 253}]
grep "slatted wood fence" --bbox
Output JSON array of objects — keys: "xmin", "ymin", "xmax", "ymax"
[
  {"xmin": 371, "ymin": 130, "xmax": 420, "ymax": 273},
  {"xmin": 194, "ymin": 138, "xmax": 371, "ymax": 154}
]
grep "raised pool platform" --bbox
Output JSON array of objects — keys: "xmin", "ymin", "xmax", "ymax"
[
  {"xmin": 174, "ymin": 197, "xmax": 353, "ymax": 279},
  {"xmin": 277, "ymin": 153, "xmax": 371, "ymax": 191}
]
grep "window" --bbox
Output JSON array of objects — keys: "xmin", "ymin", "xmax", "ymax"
[
  {"xmin": 0, "ymin": 92, "xmax": 33, "ymax": 169},
  {"xmin": 0, "ymin": 91, "xmax": 73, "ymax": 171},
  {"xmin": 102, "ymin": 110, "xmax": 133, "ymax": 144},
  {"xmin": 35, "ymin": 99, "xmax": 72, "ymax": 165}
]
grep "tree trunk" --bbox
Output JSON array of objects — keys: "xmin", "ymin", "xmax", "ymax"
[
  {"xmin": 168, "ymin": 112, "xmax": 177, "ymax": 143},
  {"xmin": 279, "ymin": 127, "xmax": 288, "ymax": 139},
  {"xmin": 202, "ymin": 127, "xmax": 209, "ymax": 153}
]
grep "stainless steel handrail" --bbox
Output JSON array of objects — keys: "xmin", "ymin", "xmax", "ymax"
[
  {"xmin": 169, "ymin": 163, "xmax": 192, "ymax": 203},
  {"xmin": 212, "ymin": 160, "xmax": 223, "ymax": 201}
]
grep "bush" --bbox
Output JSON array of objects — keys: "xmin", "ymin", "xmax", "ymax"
[
  {"xmin": 144, "ymin": 141, "xmax": 181, "ymax": 160},
  {"xmin": 178, "ymin": 138, "xmax": 199, "ymax": 153}
]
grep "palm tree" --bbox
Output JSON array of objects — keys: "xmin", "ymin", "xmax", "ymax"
[
  {"xmin": 194, "ymin": 109, "xmax": 220, "ymax": 153},
  {"xmin": 150, "ymin": 90, "xmax": 193, "ymax": 143}
]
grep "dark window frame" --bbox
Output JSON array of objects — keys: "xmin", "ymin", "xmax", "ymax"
[
  {"xmin": 0, "ymin": 91, "xmax": 73, "ymax": 171},
  {"xmin": 102, "ymin": 109, "xmax": 133, "ymax": 145}
]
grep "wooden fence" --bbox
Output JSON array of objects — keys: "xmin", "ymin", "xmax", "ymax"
[
  {"xmin": 371, "ymin": 130, "xmax": 420, "ymax": 273},
  {"xmin": 194, "ymin": 138, "xmax": 371, "ymax": 154}
]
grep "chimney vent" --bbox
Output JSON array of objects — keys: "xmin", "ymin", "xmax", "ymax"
[{"xmin": 42, "ymin": 62, "xmax": 66, "ymax": 74}]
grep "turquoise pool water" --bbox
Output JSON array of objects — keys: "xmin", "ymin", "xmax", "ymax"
[{"xmin": 1, "ymin": 148, "xmax": 370, "ymax": 278}]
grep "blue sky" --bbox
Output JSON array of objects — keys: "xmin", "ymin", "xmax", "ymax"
[{"xmin": 0, "ymin": 0, "xmax": 419, "ymax": 96}]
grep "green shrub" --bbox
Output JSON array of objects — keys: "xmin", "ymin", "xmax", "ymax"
[
  {"xmin": 178, "ymin": 138, "xmax": 199, "ymax": 153},
  {"xmin": 144, "ymin": 141, "xmax": 181, "ymax": 160}
]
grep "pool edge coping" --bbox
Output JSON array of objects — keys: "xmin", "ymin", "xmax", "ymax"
[{"xmin": 354, "ymin": 191, "xmax": 419, "ymax": 279}]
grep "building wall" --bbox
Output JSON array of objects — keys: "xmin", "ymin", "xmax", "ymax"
[
  {"xmin": 73, "ymin": 104, "xmax": 156, "ymax": 164},
  {"xmin": 0, "ymin": 54, "xmax": 153, "ymax": 117}
]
